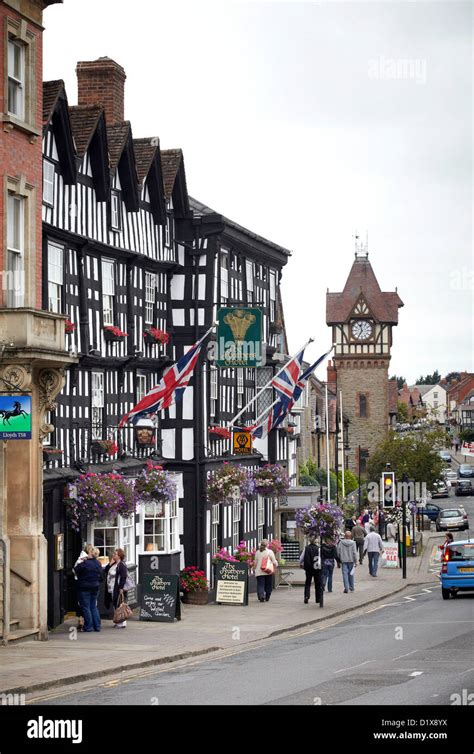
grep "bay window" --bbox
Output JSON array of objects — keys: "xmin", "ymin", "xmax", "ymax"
[{"xmin": 141, "ymin": 486, "xmax": 179, "ymax": 553}]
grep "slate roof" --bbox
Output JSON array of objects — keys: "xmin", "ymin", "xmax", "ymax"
[
  {"xmin": 326, "ymin": 257, "xmax": 403, "ymax": 324},
  {"xmin": 133, "ymin": 138, "xmax": 159, "ymax": 185},
  {"xmin": 68, "ymin": 105, "xmax": 104, "ymax": 158},
  {"xmin": 189, "ymin": 196, "xmax": 292, "ymax": 257},
  {"xmin": 161, "ymin": 148, "xmax": 183, "ymax": 199},
  {"xmin": 43, "ymin": 80, "xmax": 65, "ymax": 126}
]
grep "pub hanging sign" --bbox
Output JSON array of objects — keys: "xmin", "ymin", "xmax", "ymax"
[
  {"xmin": 215, "ymin": 308, "xmax": 263, "ymax": 368},
  {"xmin": 0, "ymin": 395, "xmax": 32, "ymax": 440}
]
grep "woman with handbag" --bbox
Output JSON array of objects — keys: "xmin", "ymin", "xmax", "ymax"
[
  {"xmin": 253, "ymin": 539, "xmax": 278, "ymax": 603},
  {"xmin": 104, "ymin": 548, "xmax": 131, "ymax": 628},
  {"xmin": 74, "ymin": 548, "xmax": 103, "ymax": 632}
]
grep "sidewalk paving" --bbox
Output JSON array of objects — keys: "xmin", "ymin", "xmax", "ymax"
[{"xmin": 0, "ymin": 532, "xmax": 444, "ymax": 696}]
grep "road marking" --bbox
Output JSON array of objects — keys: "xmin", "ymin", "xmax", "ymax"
[
  {"xmin": 392, "ymin": 650, "xmax": 418, "ymax": 661},
  {"xmin": 334, "ymin": 660, "xmax": 372, "ymax": 674},
  {"xmin": 409, "ymin": 671, "xmax": 423, "ymax": 677},
  {"xmin": 459, "ymin": 668, "xmax": 474, "ymax": 676}
]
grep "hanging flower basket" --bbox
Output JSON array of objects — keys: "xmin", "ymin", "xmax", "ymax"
[
  {"xmin": 65, "ymin": 319, "xmax": 76, "ymax": 335},
  {"xmin": 295, "ymin": 503, "xmax": 344, "ymax": 540},
  {"xmin": 104, "ymin": 325, "xmax": 128, "ymax": 342},
  {"xmin": 66, "ymin": 473, "xmax": 137, "ymax": 532},
  {"xmin": 206, "ymin": 463, "xmax": 256, "ymax": 505},
  {"xmin": 253, "ymin": 464, "xmax": 290, "ymax": 499},
  {"xmin": 143, "ymin": 327, "xmax": 169, "ymax": 346},
  {"xmin": 208, "ymin": 425, "xmax": 232, "ymax": 440},
  {"xmin": 43, "ymin": 447, "xmax": 64, "ymax": 463},
  {"xmin": 91, "ymin": 439, "xmax": 118, "ymax": 457},
  {"xmin": 135, "ymin": 462, "xmax": 177, "ymax": 505}
]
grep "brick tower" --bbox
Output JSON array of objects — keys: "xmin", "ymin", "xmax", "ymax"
[{"xmin": 326, "ymin": 246, "xmax": 403, "ymax": 476}]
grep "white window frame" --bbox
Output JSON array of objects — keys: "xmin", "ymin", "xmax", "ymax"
[
  {"xmin": 6, "ymin": 192, "xmax": 24, "ymax": 308},
  {"xmin": 210, "ymin": 365, "xmax": 218, "ymax": 419},
  {"xmin": 136, "ymin": 373, "xmax": 147, "ymax": 404},
  {"xmin": 110, "ymin": 190, "xmax": 122, "ymax": 231},
  {"xmin": 164, "ymin": 213, "xmax": 172, "ymax": 248},
  {"xmin": 257, "ymin": 496, "xmax": 265, "ymax": 542},
  {"xmin": 89, "ymin": 515, "xmax": 135, "ymax": 564},
  {"xmin": 7, "ymin": 37, "xmax": 25, "ymax": 121},
  {"xmin": 232, "ymin": 500, "xmax": 241, "ymax": 550},
  {"xmin": 91, "ymin": 371, "xmax": 104, "ymax": 440},
  {"xmin": 43, "ymin": 159, "xmax": 55, "ymax": 207},
  {"xmin": 220, "ymin": 252, "xmax": 229, "ymax": 302},
  {"xmin": 47, "ymin": 241, "xmax": 64, "ymax": 314},
  {"xmin": 145, "ymin": 271, "xmax": 156, "ymax": 325},
  {"xmin": 101, "ymin": 259, "xmax": 115, "ymax": 326},
  {"xmin": 140, "ymin": 483, "xmax": 180, "ymax": 554},
  {"xmin": 236, "ymin": 369, "xmax": 244, "ymax": 409},
  {"xmin": 211, "ymin": 503, "xmax": 220, "ymax": 557}
]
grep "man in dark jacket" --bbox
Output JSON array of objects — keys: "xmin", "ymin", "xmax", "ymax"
[
  {"xmin": 301, "ymin": 535, "xmax": 322, "ymax": 604},
  {"xmin": 320, "ymin": 539, "xmax": 340, "ymax": 593},
  {"xmin": 351, "ymin": 522, "xmax": 367, "ymax": 564},
  {"xmin": 75, "ymin": 549, "xmax": 104, "ymax": 632}
]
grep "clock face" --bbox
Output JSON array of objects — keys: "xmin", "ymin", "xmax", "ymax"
[{"xmin": 351, "ymin": 320, "xmax": 373, "ymax": 341}]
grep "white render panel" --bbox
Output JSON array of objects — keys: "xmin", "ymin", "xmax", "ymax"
[
  {"xmin": 182, "ymin": 428, "xmax": 194, "ymax": 461},
  {"xmin": 161, "ymin": 428, "xmax": 176, "ymax": 459},
  {"xmin": 171, "ymin": 274, "xmax": 185, "ymax": 300},
  {"xmin": 182, "ymin": 386, "xmax": 194, "ymax": 420},
  {"xmin": 172, "ymin": 309, "xmax": 185, "ymax": 326}
]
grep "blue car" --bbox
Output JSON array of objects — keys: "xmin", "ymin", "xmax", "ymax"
[{"xmin": 440, "ymin": 539, "xmax": 474, "ymax": 599}]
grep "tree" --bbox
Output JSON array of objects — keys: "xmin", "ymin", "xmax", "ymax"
[
  {"xmin": 366, "ymin": 428, "xmax": 445, "ymax": 491},
  {"xmin": 390, "ymin": 375, "xmax": 406, "ymax": 390},
  {"xmin": 342, "ymin": 469, "xmax": 359, "ymax": 495},
  {"xmin": 397, "ymin": 401, "xmax": 409, "ymax": 422},
  {"xmin": 298, "ymin": 458, "xmax": 318, "ymax": 486},
  {"xmin": 445, "ymin": 372, "xmax": 461, "ymax": 385},
  {"xmin": 416, "ymin": 370, "xmax": 441, "ymax": 385}
]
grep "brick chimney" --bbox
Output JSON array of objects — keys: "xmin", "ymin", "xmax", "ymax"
[
  {"xmin": 327, "ymin": 359, "xmax": 337, "ymax": 390},
  {"xmin": 76, "ymin": 57, "xmax": 126, "ymax": 124}
]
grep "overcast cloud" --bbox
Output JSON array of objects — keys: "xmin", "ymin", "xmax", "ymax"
[{"xmin": 43, "ymin": 0, "xmax": 473, "ymax": 383}]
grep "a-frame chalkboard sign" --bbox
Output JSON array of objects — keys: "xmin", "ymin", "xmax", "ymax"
[{"xmin": 139, "ymin": 573, "xmax": 181, "ymax": 622}]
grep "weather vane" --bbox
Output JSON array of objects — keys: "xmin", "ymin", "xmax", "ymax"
[{"xmin": 354, "ymin": 230, "xmax": 369, "ymax": 259}]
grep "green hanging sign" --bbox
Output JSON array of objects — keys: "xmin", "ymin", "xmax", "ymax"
[
  {"xmin": 215, "ymin": 307, "xmax": 263, "ymax": 368},
  {"xmin": 0, "ymin": 395, "xmax": 32, "ymax": 440}
]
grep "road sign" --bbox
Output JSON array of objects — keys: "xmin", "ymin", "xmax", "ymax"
[
  {"xmin": 0, "ymin": 395, "xmax": 32, "ymax": 439},
  {"xmin": 233, "ymin": 429, "xmax": 252, "ymax": 455},
  {"xmin": 215, "ymin": 307, "xmax": 263, "ymax": 367}
]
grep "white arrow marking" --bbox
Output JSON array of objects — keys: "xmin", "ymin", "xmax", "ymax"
[{"xmin": 410, "ymin": 671, "xmax": 424, "ymax": 677}]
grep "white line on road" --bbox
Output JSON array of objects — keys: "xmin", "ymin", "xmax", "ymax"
[
  {"xmin": 334, "ymin": 660, "xmax": 372, "ymax": 674},
  {"xmin": 392, "ymin": 650, "xmax": 419, "ymax": 661},
  {"xmin": 409, "ymin": 671, "xmax": 424, "ymax": 677}
]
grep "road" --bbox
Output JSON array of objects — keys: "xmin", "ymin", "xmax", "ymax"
[
  {"xmin": 435, "ymin": 453, "xmax": 474, "ymax": 538},
  {"xmin": 30, "ymin": 586, "xmax": 473, "ymax": 706}
]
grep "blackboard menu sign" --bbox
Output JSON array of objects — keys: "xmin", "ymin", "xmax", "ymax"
[
  {"xmin": 215, "ymin": 561, "xmax": 249, "ymax": 605},
  {"xmin": 125, "ymin": 564, "xmax": 138, "ymax": 609},
  {"xmin": 139, "ymin": 573, "xmax": 181, "ymax": 622}
]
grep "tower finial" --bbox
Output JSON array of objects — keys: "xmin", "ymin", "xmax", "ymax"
[{"xmin": 354, "ymin": 230, "xmax": 369, "ymax": 259}]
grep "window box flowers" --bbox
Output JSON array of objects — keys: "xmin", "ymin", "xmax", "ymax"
[
  {"xmin": 91, "ymin": 439, "xmax": 118, "ymax": 457},
  {"xmin": 66, "ymin": 473, "xmax": 137, "ymax": 532},
  {"xmin": 104, "ymin": 325, "xmax": 128, "ymax": 342},
  {"xmin": 207, "ymin": 462, "xmax": 256, "ymax": 505},
  {"xmin": 135, "ymin": 462, "xmax": 177, "ymax": 505},
  {"xmin": 295, "ymin": 503, "xmax": 344, "ymax": 540},
  {"xmin": 65, "ymin": 319, "xmax": 76, "ymax": 335},
  {"xmin": 43, "ymin": 447, "xmax": 64, "ymax": 463},
  {"xmin": 180, "ymin": 566, "xmax": 209, "ymax": 604},
  {"xmin": 212, "ymin": 547, "xmax": 239, "ymax": 564},
  {"xmin": 208, "ymin": 425, "xmax": 231, "ymax": 440},
  {"xmin": 143, "ymin": 328, "xmax": 169, "ymax": 346},
  {"xmin": 234, "ymin": 541, "xmax": 256, "ymax": 570},
  {"xmin": 253, "ymin": 464, "xmax": 290, "ymax": 499}
]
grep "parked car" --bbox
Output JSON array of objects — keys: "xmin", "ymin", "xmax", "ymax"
[
  {"xmin": 443, "ymin": 468, "xmax": 458, "ymax": 485},
  {"xmin": 431, "ymin": 480, "xmax": 450, "ymax": 499},
  {"xmin": 440, "ymin": 539, "xmax": 474, "ymax": 599},
  {"xmin": 455, "ymin": 480, "xmax": 473, "ymax": 497},
  {"xmin": 418, "ymin": 501, "xmax": 442, "ymax": 522},
  {"xmin": 436, "ymin": 508, "xmax": 469, "ymax": 532},
  {"xmin": 458, "ymin": 464, "xmax": 474, "ymax": 478},
  {"xmin": 438, "ymin": 450, "xmax": 452, "ymax": 464}
]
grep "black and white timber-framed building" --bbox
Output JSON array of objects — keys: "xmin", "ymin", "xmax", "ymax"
[{"xmin": 41, "ymin": 57, "xmax": 296, "ymax": 627}]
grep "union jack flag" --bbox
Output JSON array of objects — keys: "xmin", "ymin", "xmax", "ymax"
[
  {"xmin": 271, "ymin": 350, "xmax": 305, "ymax": 401},
  {"xmin": 251, "ymin": 402, "xmax": 286, "ymax": 440},
  {"xmin": 118, "ymin": 332, "xmax": 209, "ymax": 428}
]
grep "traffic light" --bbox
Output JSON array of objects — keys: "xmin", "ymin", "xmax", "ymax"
[{"xmin": 381, "ymin": 471, "xmax": 396, "ymax": 508}]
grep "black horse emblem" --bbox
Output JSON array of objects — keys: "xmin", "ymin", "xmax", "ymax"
[{"xmin": 0, "ymin": 401, "xmax": 29, "ymax": 425}]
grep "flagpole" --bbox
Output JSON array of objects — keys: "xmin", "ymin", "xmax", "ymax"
[
  {"xmin": 340, "ymin": 388, "xmax": 345, "ymax": 501},
  {"xmin": 325, "ymin": 383, "xmax": 331, "ymax": 503},
  {"xmin": 228, "ymin": 337, "xmax": 314, "ymax": 428}
]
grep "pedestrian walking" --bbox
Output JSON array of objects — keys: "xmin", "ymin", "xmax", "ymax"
[
  {"xmin": 74, "ymin": 547, "xmax": 103, "ymax": 633},
  {"xmin": 254, "ymin": 539, "xmax": 278, "ymax": 602},
  {"xmin": 320, "ymin": 538, "xmax": 340, "ymax": 593},
  {"xmin": 363, "ymin": 526, "xmax": 385, "ymax": 577},
  {"xmin": 386, "ymin": 521, "xmax": 397, "ymax": 542},
  {"xmin": 301, "ymin": 535, "xmax": 322, "ymax": 603},
  {"xmin": 104, "ymin": 548, "xmax": 130, "ymax": 627},
  {"xmin": 345, "ymin": 515, "xmax": 357, "ymax": 531},
  {"xmin": 351, "ymin": 521, "xmax": 367, "ymax": 564},
  {"xmin": 336, "ymin": 531, "xmax": 357, "ymax": 593}
]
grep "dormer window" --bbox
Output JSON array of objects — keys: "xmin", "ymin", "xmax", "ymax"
[{"xmin": 110, "ymin": 190, "xmax": 122, "ymax": 231}]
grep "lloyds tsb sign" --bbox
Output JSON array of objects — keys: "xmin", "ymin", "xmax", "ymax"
[{"xmin": 214, "ymin": 308, "xmax": 263, "ymax": 368}]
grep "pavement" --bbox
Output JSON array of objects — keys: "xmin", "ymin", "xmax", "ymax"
[{"xmin": 0, "ymin": 531, "xmax": 446, "ymax": 697}]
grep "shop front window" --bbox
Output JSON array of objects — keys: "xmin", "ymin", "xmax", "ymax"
[{"xmin": 141, "ymin": 495, "xmax": 179, "ymax": 554}]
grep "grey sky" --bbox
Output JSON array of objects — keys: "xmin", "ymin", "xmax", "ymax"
[{"xmin": 43, "ymin": 0, "xmax": 473, "ymax": 382}]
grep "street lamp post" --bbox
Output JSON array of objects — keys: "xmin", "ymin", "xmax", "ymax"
[{"xmin": 401, "ymin": 472, "xmax": 408, "ymax": 579}]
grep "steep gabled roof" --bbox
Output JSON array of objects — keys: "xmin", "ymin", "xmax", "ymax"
[
  {"xmin": 133, "ymin": 137, "xmax": 166, "ymax": 224},
  {"xmin": 107, "ymin": 122, "xmax": 139, "ymax": 212},
  {"xmin": 326, "ymin": 256, "xmax": 403, "ymax": 324},
  {"xmin": 161, "ymin": 148, "xmax": 189, "ymax": 217},
  {"xmin": 69, "ymin": 105, "xmax": 104, "ymax": 158},
  {"xmin": 42, "ymin": 80, "xmax": 76, "ymax": 184}
]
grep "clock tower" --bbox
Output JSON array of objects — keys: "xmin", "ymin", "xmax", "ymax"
[{"xmin": 326, "ymin": 249, "xmax": 403, "ymax": 476}]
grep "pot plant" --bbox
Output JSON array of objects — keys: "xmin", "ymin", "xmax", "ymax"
[
  {"xmin": 91, "ymin": 439, "xmax": 118, "ymax": 457},
  {"xmin": 180, "ymin": 566, "xmax": 209, "ymax": 604},
  {"xmin": 143, "ymin": 327, "xmax": 169, "ymax": 346},
  {"xmin": 103, "ymin": 325, "xmax": 128, "ymax": 342},
  {"xmin": 65, "ymin": 319, "xmax": 76, "ymax": 335}
]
